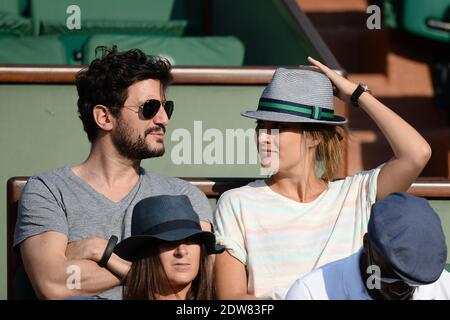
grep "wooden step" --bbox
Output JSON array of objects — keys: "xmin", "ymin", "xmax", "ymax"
[
  {"xmin": 347, "ymin": 129, "xmax": 391, "ymax": 175},
  {"xmin": 348, "ymin": 128, "xmax": 450, "ymax": 178},
  {"xmin": 315, "ymin": 24, "xmax": 389, "ymax": 74},
  {"xmin": 348, "ymin": 49, "xmax": 434, "ymax": 97},
  {"xmin": 297, "ymin": 0, "xmax": 368, "ymax": 12},
  {"xmin": 347, "ymin": 96, "xmax": 450, "ymax": 131},
  {"xmin": 297, "ymin": 0, "xmax": 388, "ymax": 74}
]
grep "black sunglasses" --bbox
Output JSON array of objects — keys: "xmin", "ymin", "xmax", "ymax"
[{"xmin": 124, "ymin": 99, "xmax": 174, "ymax": 120}]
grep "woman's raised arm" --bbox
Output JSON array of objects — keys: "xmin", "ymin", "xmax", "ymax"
[{"xmin": 308, "ymin": 57, "xmax": 431, "ymax": 200}]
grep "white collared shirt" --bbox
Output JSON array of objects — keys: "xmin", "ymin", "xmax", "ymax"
[{"xmin": 286, "ymin": 248, "xmax": 450, "ymax": 300}]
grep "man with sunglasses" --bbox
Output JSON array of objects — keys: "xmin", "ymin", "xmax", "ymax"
[
  {"xmin": 14, "ymin": 47, "xmax": 213, "ymax": 299},
  {"xmin": 286, "ymin": 192, "xmax": 450, "ymax": 300}
]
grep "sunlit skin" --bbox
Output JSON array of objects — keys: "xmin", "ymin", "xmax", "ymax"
[
  {"xmin": 72, "ymin": 78, "xmax": 170, "ymax": 201},
  {"xmin": 255, "ymin": 120, "xmax": 327, "ymax": 203},
  {"xmin": 115, "ymin": 78, "xmax": 170, "ymax": 157},
  {"xmin": 157, "ymin": 238, "xmax": 201, "ymax": 300},
  {"xmin": 255, "ymin": 120, "xmax": 317, "ymax": 172}
]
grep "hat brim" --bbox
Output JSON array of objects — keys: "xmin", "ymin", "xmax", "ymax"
[
  {"xmin": 392, "ymin": 265, "xmax": 441, "ymax": 286},
  {"xmin": 241, "ymin": 110, "xmax": 347, "ymax": 125},
  {"xmin": 369, "ymin": 238, "xmax": 445, "ymax": 286},
  {"xmin": 114, "ymin": 228, "xmax": 225, "ymax": 261}
]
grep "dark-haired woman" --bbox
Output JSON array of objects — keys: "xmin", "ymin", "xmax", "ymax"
[
  {"xmin": 122, "ymin": 236, "xmax": 213, "ymax": 300},
  {"xmin": 114, "ymin": 195, "xmax": 224, "ymax": 300}
]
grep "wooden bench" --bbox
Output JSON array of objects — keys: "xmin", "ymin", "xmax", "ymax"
[{"xmin": 7, "ymin": 176, "xmax": 450, "ymax": 299}]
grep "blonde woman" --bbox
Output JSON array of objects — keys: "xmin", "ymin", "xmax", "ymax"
[{"xmin": 213, "ymin": 57, "xmax": 432, "ymax": 299}]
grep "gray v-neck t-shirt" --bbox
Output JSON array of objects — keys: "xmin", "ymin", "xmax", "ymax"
[{"xmin": 14, "ymin": 166, "xmax": 213, "ymax": 300}]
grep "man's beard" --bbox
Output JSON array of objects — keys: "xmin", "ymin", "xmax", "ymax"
[{"xmin": 112, "ymin": 118, "xmax": 165, "ymax": 160}]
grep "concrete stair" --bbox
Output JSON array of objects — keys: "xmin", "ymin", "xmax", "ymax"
[{"xmin": 297, "ymin": 0, "xmax": 450, "ymax": 178}]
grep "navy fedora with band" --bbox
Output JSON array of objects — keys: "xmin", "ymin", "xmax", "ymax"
[
  {"xmin": 114, "ymin": 195, "xmax": 224, "ymax": 261},
  {"xmin": 241, "ymin": 67, "xmax": 347, "ymax": 125}
]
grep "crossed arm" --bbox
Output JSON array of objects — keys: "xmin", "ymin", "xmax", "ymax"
[
  {"xmin": 21, "ymin": 221, "xmax": 211, "ymax": 300},
  {"xmin": 20, "ymin": 231, "xmax": 131, "ymax": 300}
]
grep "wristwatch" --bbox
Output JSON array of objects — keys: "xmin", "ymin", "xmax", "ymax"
[{"xmin": 350, "ymin": 83, "xmax": 371, "ymax": 107}]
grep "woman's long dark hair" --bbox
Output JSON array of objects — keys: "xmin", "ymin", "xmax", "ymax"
[{"xmin": 122, "ymin": 242, "xmax": 214, "ymax": 300}]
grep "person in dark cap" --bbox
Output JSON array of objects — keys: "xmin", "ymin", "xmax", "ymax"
[
  {"xmin": 114, "ymin": 195, "xmax": 224, "ymax": 300},
  {"xmin": 286, "ymin": 192, "xmax": 450, "ymax": 300}
]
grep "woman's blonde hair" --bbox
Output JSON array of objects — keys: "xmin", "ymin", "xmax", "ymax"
[{"xmin": 300, "ymin": 124, "xmax": 347, "ymax": 182}]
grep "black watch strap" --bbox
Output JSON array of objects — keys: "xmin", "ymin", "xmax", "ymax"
[
  {"xmin": 99, "ymin": 235, "xmax": 118, "ymax": 268},
  {"xmin": 350, "ymin": 84, "xmax": 367, "ymax": 107}
]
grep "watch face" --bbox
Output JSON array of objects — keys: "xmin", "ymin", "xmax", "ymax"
[{"xmin": 361, "ymin": 84, "xmax": 371, "ymax": 93}]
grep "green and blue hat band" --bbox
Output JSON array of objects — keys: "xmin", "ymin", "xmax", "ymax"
[{"xmin": 258, "ymin": 97, "xmax": 335, "ymax": 121}]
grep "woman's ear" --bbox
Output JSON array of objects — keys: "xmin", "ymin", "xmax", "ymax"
[
  {"xmin": 92, "ymin": 105, "xmax": 114, "ymax": 132},
  {"xmin": 306, "ymin": 134, "xmax": 321, "ymax": 148}
]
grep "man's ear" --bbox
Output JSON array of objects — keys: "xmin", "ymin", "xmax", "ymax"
[
  {"xmin": 363, "ymin": 233, "xmax": 369, "ymax": 251},
  {"xmin": 92, "ymin": 105, "xmax": 114, "ymax": 132}
]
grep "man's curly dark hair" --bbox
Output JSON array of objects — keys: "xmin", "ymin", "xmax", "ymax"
[{"xmin": 75, "ymin": 46, "xmax": 173, "ymax": 143}]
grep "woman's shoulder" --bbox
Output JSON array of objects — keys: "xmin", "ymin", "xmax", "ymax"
[
  {"xmin": 330, "ymin": 163, "xmax": 386, "ymax": 185},
  {"xmin": 218, "ymin": 179, "xmax": 267, "ymax": 202}
]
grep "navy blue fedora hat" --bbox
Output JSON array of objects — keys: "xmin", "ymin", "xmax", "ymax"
[
  {"xmin": 114, "ymin": 195, "xmax": 224, "ymax": 261},
  {"xmin": 368, "ymin": 192, "xmax": 447, "ymax": 285}
]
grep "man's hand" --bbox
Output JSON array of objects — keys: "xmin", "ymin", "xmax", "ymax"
[{"xmin": 66, "ymin": 237, "xmax": 108, "ymax": 263}]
